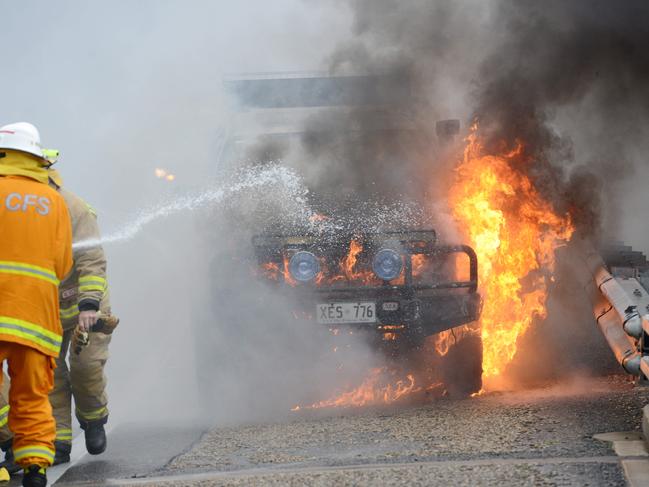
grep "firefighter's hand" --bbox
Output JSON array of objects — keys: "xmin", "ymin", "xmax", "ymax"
[{"xmin": 78, "ymin": 310, "xmax": 99, "ymax": 332}]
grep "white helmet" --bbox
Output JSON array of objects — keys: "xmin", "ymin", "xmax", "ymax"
[{"xmin": 0, "ymin": 122, "xmax": 45, "ymax": 159}]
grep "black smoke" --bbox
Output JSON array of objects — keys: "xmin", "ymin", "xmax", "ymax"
[
  {"xmin": 299, "ymin": 0, "xmax": 649, "ymax": 241},
  {"xmin": 473, "ymin": 0, "xmax": 649, "ymax": 238}
]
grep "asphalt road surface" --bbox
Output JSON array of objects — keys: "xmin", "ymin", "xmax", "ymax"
[{"xmin": 27, "ymin": 375, "xmax": 649, "ymax": 486}]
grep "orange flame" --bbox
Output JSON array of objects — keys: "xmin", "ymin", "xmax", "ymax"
[
  {"xmin": 343, "ymin": 239, "xmax": 363, "ymax": 278},
  {"xmin": 340, "ymin": 239, "xmax": 377, "ymax": 284},
  {"xmin": 282, "ymin": 254, "xmax": 298, "ymax": 287},
  {"xmin": 295, "ymin": 367, "xmax": 421, "ymax": 410},
  {"xmin": 434, "ymin": 329, "xmax": 454, "ymax": 357},
  {"xmin": 411, "ymin": 254, "xmax": 427, "ymax": 276},
  {"xmin": 309, "ymin": 213, "xmax": 329, "ymax": 223},
  {"xmin": 449, "ymin": 126, "xmax": 573, "ymax": 387},
  {"xmin": 433, "ymin": 325, "xmax": 475, "ymax": 356},
  {"xmin": 154, "ymin": 167, "xmax": 176, "ymax": 182},
  {"xmin": 379, "ymin": 325, "xmax": 405, "ymax": 330},
  {"xmin": 260, "ymin": 262, "xmax": 280, "ymax": 280}
]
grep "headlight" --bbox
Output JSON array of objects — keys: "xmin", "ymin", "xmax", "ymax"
[
  {"xmin": 289, "ymin": 251, "xmax": 320, "ymax": 282},
  {"xmin": 372, "ymin": 249, "xmax": 402, "ymax": 281}
]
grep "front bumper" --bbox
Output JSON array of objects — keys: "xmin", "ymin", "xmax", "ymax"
[{"xmin": 293, "ymin": 288, "xmax": 481, "ymax": 336}]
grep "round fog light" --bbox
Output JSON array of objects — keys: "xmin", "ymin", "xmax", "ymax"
[
  {"xmin": 372, "ymin": 249, "xmax": 403, "ymax": 281},
  {"xmin": 289, "ymin": 251, "xmax": 320, "ymax": 282}
]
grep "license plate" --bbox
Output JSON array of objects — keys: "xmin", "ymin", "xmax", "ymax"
[{"xmin": 316, "ymin": 302, "xmax": 376, "ymax": 324}]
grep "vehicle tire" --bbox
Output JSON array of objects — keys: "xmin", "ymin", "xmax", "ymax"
[{"xmin": 438, "ymin": 328, "xmax": 483, "ymax": 397}]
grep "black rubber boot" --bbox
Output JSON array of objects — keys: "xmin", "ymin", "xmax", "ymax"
[
  {"xmin": 22, "ymin": 465, "xmax": 47, "ymax": 487},
  {"xmin": 0, "ymin": 439, "xmax": 21, "ymax": 475},
  {"xmin": 53, "ymin": 440, "xmax": 71, "ymax": 465},
  {"xmin": 80, "ymin": 417, "xmax": 107, "ymax": 455}
]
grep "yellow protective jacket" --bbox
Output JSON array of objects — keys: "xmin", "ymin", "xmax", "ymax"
[
  {"xmin": 57, "ymin": 189, "xmax": 109, "ymax": 329},
  {"xmin": 0, "ymin": 174, "xmax": 73, "ymax": 357}
]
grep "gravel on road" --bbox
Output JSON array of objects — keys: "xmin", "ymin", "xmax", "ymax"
[{"xmin": 142, "ymin": 375, "xmax": 649, "ymax": 486}]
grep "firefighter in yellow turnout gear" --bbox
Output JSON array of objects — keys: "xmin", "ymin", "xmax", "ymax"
[
  {"xmin": 0, "ymin": 162, "xmax": 114, "ymax": 467},
  {"xmin": 51, "ymin": 179, "xmax": 113, "ymax": 463}
]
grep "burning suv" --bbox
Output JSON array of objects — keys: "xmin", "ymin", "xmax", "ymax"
[{"xmin": 219, "ymin": 73, "xmax": 485, "ymax": 396}]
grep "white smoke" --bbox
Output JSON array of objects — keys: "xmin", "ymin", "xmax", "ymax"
[{"xmin": 0, "ymin": 1, "xmax": 358, "ymax": 426}]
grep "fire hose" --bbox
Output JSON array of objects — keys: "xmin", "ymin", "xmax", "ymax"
[{"xmin": 72, "ymin": 312, "xmax": 119, "ymax": 355}]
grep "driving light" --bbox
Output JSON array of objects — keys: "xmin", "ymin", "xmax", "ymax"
[
  {"xmin": 372, "ymin": 249, "xmax": 402, "ymax": 281},
  {"xmin": 289, "ymin": 251, "xmax": 320, "ymax": 282}
]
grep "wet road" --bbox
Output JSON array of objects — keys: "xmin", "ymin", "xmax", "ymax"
[{"xmin": 47, "ymin": 375, "xmax": 649, "ymax": 486}]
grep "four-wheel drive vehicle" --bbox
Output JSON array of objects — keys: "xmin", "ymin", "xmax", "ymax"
[{"xmin": 201, "ymin": 73, "xmax": 485, "ymax": 397}]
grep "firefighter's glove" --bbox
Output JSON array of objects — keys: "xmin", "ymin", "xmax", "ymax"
[
  {"xmin": 72, "ymin": 327, "xmax": 90, "ymax": 355},
  {"xmin": 73, "ymin": 313, "xmax": 119, "ymax": 355},
  {"xmin": 91, "ymin": 314, "xmax": 119, "ymax": 335}
]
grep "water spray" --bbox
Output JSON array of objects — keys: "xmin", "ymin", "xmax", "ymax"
[{"xmin": 73, "ymin": 165, "xmax": 319, "ymax": 250}]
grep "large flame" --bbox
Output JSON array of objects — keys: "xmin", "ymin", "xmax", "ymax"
[
  {"xmin": 292, "ymin": 367, "xmax": 430, "ymax": 410},
  {"xmin": 449, "ymin": 126, "xmax": 574, "ymax": 387}
]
